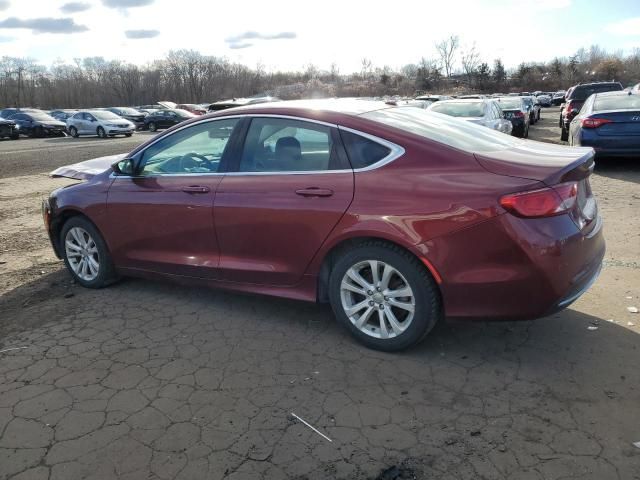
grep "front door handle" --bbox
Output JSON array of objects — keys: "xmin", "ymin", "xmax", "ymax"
[
  {"xmin": 295, "ymin": 188, "xmax": 334, "ymax": 197},
  {"xmin": 182, "ymin": 185, "xmax": 210, "ymax": 194}
]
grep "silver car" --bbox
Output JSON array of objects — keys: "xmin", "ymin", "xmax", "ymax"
[
  {"xmin": 427, "ymin": 99, "xmax": 513, "ymax": 134},
  {"xmin": 66, "ymin": 110, "xmax": 135, "ymax": 139}
]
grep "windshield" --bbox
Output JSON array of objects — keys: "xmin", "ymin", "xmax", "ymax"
[
  {"xmin": 495, "ymin": 98, "xmax": 522, "ymax": 109},
  {"xmin": 363, "ymin": 107, "xmax": 520, "ymax": 153},
  {"xmin": 430, "ymin": 102, "xmax": 485, "ymax": 117},
  {"xmin": 29, "ymin": 112, "xmax": 58, "ymax": 122},
  {"xmin": 594, "ymin": 95, "xmax": 640, "ymax": 111},
  {"xmin": 92, "ymin": 111, "xmax": 121, "ymax": 120}
]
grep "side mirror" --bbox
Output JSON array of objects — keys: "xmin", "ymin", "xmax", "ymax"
[{"xmin": 112, "ymin": 158, "xmax": 135, "ymax": 176}]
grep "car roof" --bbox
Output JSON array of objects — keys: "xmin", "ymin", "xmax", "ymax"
[
  {"xmin": 593, "ymin": 90, "xmax": 636, "ymax": 98},
  {"xmin": 209, "ymin": 99, "xmax": 393, "ymax": 117}
]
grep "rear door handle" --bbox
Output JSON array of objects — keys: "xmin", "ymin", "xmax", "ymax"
[
  {"xmin": 295, "ymin": 188, "xmax": 334, "ymax": 197},
  {"xmin": 182, "ymin": 185, "xmax": 210, "ymax": 194}
]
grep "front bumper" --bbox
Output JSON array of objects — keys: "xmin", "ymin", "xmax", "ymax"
[{"xmin": 107, "ymin": 127, "xmax": 134, "ymax": 135}]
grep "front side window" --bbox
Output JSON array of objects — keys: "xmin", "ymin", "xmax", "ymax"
[
  {"xmin": 239, "ymin": 118, "xmax": 339, "ymax": 172},
  {"xmin": 139, "ymin": 118, "xmax": 239, "ymax": 175}
]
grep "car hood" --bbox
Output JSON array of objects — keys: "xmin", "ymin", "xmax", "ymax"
[{"xmin": 50, "ymin": 153, "xmax": 126, "ymax": 180}]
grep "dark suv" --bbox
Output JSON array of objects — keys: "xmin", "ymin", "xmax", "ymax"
[{"xmin": 560, "ymin": 82, "xmax": 623, "ymax": 141}]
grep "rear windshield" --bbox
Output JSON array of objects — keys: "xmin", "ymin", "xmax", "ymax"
[
  {"xmin": 594, "ymin": 95, "xmax": 640, "ymax": 111},
  {"xmin": 495, "ymin": 98, "xmax": 522, "ymax": 109},
  {"xmin": 363, "ymin": 107, "xmax": 520, "ymax": 153},
  {"xmin": 429, "ymin": 102, "xmax": 485, "ymax": 117},
  {"xmin": 569, "ymin": 84, "xmax": 623, "ymax": 101}
]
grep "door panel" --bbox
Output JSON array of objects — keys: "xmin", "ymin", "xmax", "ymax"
[
  {"xmin": 215, "ymin": 173, "xmax": 353, "ymax": 285},
  {"xmin": 214, "ymin": 116, "xmax": 354, "ymax": 286},
  {"xmin": 106, "ymin": 175, "xmax": 221, "ymax": 278}
]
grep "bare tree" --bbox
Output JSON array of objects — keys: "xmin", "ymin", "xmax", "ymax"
[
  {"xmin": 461, "ymin": 43, "xmax": 480, "ymax": 84},
  {"xmin": 435, "ymin": 35, "xmax": 460, "ymax": 77}
]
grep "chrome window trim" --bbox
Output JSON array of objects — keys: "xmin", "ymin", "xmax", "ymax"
[
  {"xmin": 112, "ymin": 113, "xmax": 405, "ymax": 179},
  {"xmin": 338, "ymin": 126, "xmax": 405, "ymax": 173}
]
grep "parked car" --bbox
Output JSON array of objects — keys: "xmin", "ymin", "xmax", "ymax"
[
  {"xmin": 568, "ymin": 90, "xmax": 640, "ymax": 157},
  {"xmin": 49, "ymin": 109, "xmax": 78, "ymax": 122},
  {"xmin": 458, "ymin": 94, "xmax": 486, "ymax": 99},
  {"xmin": 560, "ymin": 82, "xmax": 623, "ymax": 141},
  {"xmin": 0, "ymin": 107, "xmax": 39, "ymax": 119},
  {"xmin": 207, "ymin": 96, "xmax": 279, "ymax": 112},
  {"xmin": 536, "ymin": 94, "xmax": 552, "ymax": 107},
  {"xmin": 520, "ymin": 96, "xmax": 538, "ymax": 124},
  {"xmin": 143, "ymin": 109, "xmax": 196, "ymax": 131},
  {"xmin": 427, "ymin": 99, "xmax": 512, "ymax": 134},
  {"xmin": 552, "ymin": 90, "xmax": 566, "ymax": 106},
  {"xmin": 135, "ymin": 105, "xmax": 163, "ymax": 114},
  {"xmin": 66, "ymin": 110, "xmax": 135, "ymax": 138},
  {"xmin": 44, "ymin": 99, "xmax": 604, "ymax": 351},
  {"xmin": 632, "ymin": 83, "xmax": 640, "ymax": 92},
  {"xmin": 105, "ymin": 107, "xmax": 147, "ymax": 130},
  {"xmin": 415, "ymin": 94, "xmax": 451, "ymax": 103},
  {"xmin": 176, "ymin": 104, "xmax": 207, "ymax": 115},
  {"xmin": 9, "ymin": 111, "xmax": 67, "ymax": 137},
  {"xmin": 495, "ymin": 97, "xmax": 530, "ymax": 137},
  {"xmin": 0, "ymin": 118, "xmax": 20, "ymax": 140}
]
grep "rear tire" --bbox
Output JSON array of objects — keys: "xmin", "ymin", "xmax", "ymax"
[
  {"xmin": 10, "ymin": 132, "xmax": 19, "ymax": 140},
  {"xmin": 328, "ymin": 242, "xmax": 441, "ymax": 352},
  {"xmin": 524, "ymin": 124, "xmax": 529, "ymax": 138},
  {"xmin": 125, "ymin": 133, "xmax": 132, "ymax": 137},
  {"xmin": 60, "ymin": 216, "xmax": 118, "ymax": 289}
]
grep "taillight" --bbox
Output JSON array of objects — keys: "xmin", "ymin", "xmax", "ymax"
[
  {"xmin": 581, "ymin": 117, "xmax": 613, "ymax": 129},
  {"xmin": 565, "ymin": 101, "xmax": 575, "ymax": 115},
  {"xmin": 512, "ymin": 111, "xmax": 524, "ymax": 118},
  {"xmin": 500, "ymin": 182, "xmax": 578, "ymax": 218}
]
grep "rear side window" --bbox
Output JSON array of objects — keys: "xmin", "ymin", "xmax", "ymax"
[{"xmin": 339, "ymin": 130, "xmax": 391, "ymax": 169}]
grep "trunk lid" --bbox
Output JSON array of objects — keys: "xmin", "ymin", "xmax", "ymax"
[
  {"xmin": 592, "ymin": 111, "xmax": 640, "ymax": 136},
  {"xmin": 50, "ymin": 153, "xmax": 125, "ymax": 180},
  {"xmin": 474, "ymin": 141, "xmax": 594, "ymax": 185}
]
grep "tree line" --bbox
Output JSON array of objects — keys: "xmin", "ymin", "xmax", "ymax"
[{"xmin": 1, "ymin": 42, "xmax": 639, "ymax": 109}]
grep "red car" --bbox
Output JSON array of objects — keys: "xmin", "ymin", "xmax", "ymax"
[{"xmin": 43, "ymin": 100, "xmax": 605, "ymax": 351}]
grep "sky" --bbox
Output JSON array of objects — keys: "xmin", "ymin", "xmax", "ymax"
[{"xmin": 0, "ymin": 0, "xmax": 639, "ymax": 73}]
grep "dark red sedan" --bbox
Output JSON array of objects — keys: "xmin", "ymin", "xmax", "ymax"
[{"xmin": 43, "ymin": 100, "xmax": 605, "ymax": 351}]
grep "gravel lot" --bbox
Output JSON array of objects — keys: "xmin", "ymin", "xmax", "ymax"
[{"xmin": 0, "ymin": 108, "xmax": 639, "ymax": 480}]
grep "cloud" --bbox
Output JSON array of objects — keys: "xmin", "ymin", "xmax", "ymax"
[
  {"xmin": 225, "ymin": 30, "xmax": 297, "ymax": 44},
  {"xmin": 229, "ymin": 42, "xmax": 253, "ymax": 50},
  {"xmin": 0, "ymin": 17, "xmax": 89, "ymax": 34},
  {"xmin": 605, "ymin": 17, "xmax": 640, "ymax": 36},
  {"xmin": 60, "ymin": 2, "xmax": 92, "ymax": 13},
  {"xmin": 102, "ymin": 0, "xmax": 154, "ymax": 8},
  {"xmin": 0, "ymin": 0, "xmax": 9, "ymax": 11},
  {"xmin": 125, "ymin": 29, "xmax": 159, "ymax": 39}
]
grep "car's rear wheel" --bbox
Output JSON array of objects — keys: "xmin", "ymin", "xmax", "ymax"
[
  {"xmin": 60, "ymin": 216, "xmax": 118, "ymax": 288},
  {"xmin": 68, "ymin": 126, "xmax": 79, "ymax": 138},
  {"xmin": 524, "ymin": 124, "xmax": 529, "ymax": 138},
  {"xmin": 125, "ymin": 133, "xmax": 132, "ymax": 137},
  {"xmin": 329, "ymin": 242, "xmax": 441, "ymax": 351},
  {"xmin": 148, "ymin": 122, "xmax": 157, "ymax": 132},
  {"xmin": 97, "ymin": 126, "xmax": 107, "ymax": 139}
]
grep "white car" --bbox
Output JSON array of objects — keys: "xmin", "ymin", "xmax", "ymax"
[
  {"xmin": 427, "ymin": 99, "xmax": 513, "ymax": 135},
  {"xmin": 66, "ymin": 110, "xmax": 135, "ymax": 138}
]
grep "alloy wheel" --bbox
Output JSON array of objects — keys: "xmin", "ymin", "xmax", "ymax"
[
  {"xmin": 340, "ymin": 260, "xmax": 415, "ymax": 339},
  {"xmin": 65, "ymin": 227, "xmax": 100, "ymax": 281}
]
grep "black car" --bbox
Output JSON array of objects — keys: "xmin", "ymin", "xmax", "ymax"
[
  {"xmin": 49, "ymin": 109, "xmax": 78, "ymax": 122},
  {"xmin": 105, "ymin": 107, "xmax": 147, "ymax": 130},
  {"xmin": 9, "ymin": 112, "xmax": 67, "ymax": 137},
  {"xmin": 0, "ymin": 107, "xmax": 39, "ymax": 119},
  {"xmin": 0, "ymin": 118, "xmax": 20, "ymax": 140},
  {"xmin": 143, "ymin": 109, "xmax": 195, "ymax": 132},
  {"xmin": 560, "ymin": 81, "xmax": 623, "ymax": 141},
  {"xmin": 495, "ymin": 97, "xmax": 530, "ymax": 138},
  {"xmin": 552, "ymin": 91, "xmax": 566, "ymax": 106}
]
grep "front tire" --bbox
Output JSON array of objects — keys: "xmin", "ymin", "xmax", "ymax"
[
  {"xmin": 328, "ymin": 242, "xmax": 441, "ymax": 352},
  {"xmin": 60, "ymin": 216, "xmax": 118, "ymax": 288},
  {"xmin": 68, "ymin": 126, "xmax": 79, "ymax": 138},
  {"xmin": 97, "ymin": 126, "xmax": 107, "ymax": 139},
  {"xmin": 148, "ymin": 122, "xmax": 157, "ymax": 132},
  {"xmin": 560, "ymin": 125, "xmax": 568, "ymax": 141}
]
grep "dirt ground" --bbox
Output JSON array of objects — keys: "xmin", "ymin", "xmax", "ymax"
[{"xmin": 0, "ymin": 109, "xmax": 638, "ymax": 479}]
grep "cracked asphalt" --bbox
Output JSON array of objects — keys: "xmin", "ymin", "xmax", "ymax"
[{"xmin": 1, "ymin": 110, "xmax": 639, "ymax": 479}]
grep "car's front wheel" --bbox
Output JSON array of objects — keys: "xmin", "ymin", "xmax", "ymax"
[
  {"xmin": 68, "ymin": 126, "xmax": 79, "ymax": 138},
  {"xmin": 60, "ymin": 216, "xmax": 118, "ymax": 288},
  {"xmin": 148, "ymin": 122, "xmax": 157, "ymax": 132},
  {"xmin": 329, "ymin": 242, "xmax": 441, "ymax": 351},
  {"xmin": 97, "ymin": 126, "xmax": 107, "ymax": 139}
]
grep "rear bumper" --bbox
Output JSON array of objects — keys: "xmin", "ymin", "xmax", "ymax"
[
  {"xmin": 426, "ymin": 212, "xmax": 605, "ymax": 320},
  {"xmin": 578, "ymin": 136, "xmax": 640, "ymax": 157}
]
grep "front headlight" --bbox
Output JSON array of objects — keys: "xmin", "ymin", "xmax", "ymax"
[
  {"xmin": 106, "ymin": 123, "xmax": 119, "ymax": 127},
  {"xmin": 14, "ymin": 124, "xmax": 19, "ymax": 130}
]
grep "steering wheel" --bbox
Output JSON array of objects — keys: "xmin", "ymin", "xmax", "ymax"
[{"xmin": 178, "ymin": 152, "xmax": 214, "ymax": 172}]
